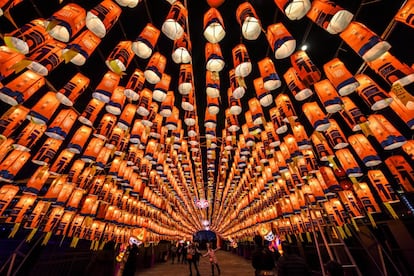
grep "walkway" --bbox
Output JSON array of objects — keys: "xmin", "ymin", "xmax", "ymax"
[{"xmin": 137, "ymin": 250, "xmax": 255, "ymax": 276}]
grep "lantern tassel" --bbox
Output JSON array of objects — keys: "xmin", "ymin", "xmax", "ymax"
[
  {"xmin": 11, "ymin": 59, "xmax": 32, "ymax": 74},
  {"xmin": 367, "ymin": 212, "xmax": 377, "ymax": 228},
  {"xmin": 384, "ymin": 202, "xmax": 399, "ymax": 219},
  {"xmin": 26, "ymin": 228, "xmax": 38, "ymax": 242},
  {"xmin": 306, "ymin": 232, "xmax": 312, "ymax": 243},
  {"xmin": 351, "ymin": 218, "xmax": 360, "ymax": 232},
  {"xmin": 62, "ymin": 49, "xmax": 80, "ymax": 63},
  {"xmin": 8, "ymin": 223, "xmax": 21, "ymax": 238},
  {"xmin": 42, "ymin": 232, "xmax": 53, "ymax": 246}
]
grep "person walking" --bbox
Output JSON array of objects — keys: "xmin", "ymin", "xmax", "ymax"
[
  {"xmin": 251, "ymin": 235, "xmax": 276, "ymax": 276},
  {"xmin": 170, "ymin": 243, "xmax": 178, "ymax": 264},
  {"xmin": 277, "ymin": 241, "xmax": 310, "ymax": 276},
  {"xmin": 177, "ymin": 243, "xmax": 183, "ymax": 264},
  {"xmin": 187, "ymin": 242, "xmax": 201, "ymax": 276},
  {"xmin": 181, "ymin": 243, "xmax": 188, "ymax": 264},
  {"xmin": 203, "ymin": 242, "xmax": 221, "ymax": 276}
]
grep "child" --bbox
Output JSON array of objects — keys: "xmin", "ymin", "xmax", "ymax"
[{"xmin": 203, "ymin": 242, "xmax": 221, "ymax": 276}]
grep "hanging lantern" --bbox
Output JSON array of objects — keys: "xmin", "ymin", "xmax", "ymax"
[
  {"xmin": 92, "ymin": 71, "xmax": 121, "ymax": 103},
  {"xmin": 232, "ymin": 44, "xmax": 252, "ymax": 77},
  {"xmin": 335, "ymin": 148, "xmax": 363, "ymax": 178},
  {"xmin": 13, "ymin": 122, "xmax": 46, "ymax": 151},
  {"xmin": 338, "ymin": 190, "xmax": 364, "ymax": 218},
  {"xmin": 205, "ymin": 42, "xmax": 225, "ymax": 72},
  {"xmin": 5, "ymin": 192, "xmax": 36, "ymax": 224},
  {"xmin": 31, "ymin": 138, "xmax": 63, "ymax": 165},
  {"xmin": 314, "ymin": 79, "xmax": 342, "ymax": 114},
  {"xmin": 106, "ymin": 86, "xmax": 126, "ymax": 115},
  {"xmin": 325, "ymin": 119, "xmax": 348, "ymax": 150},
  {"xmin": 0, "ymin": 46, "xmax": 24, "ymax": 82},
  {"xmin": 206, "ymin": 70, "xmax": 220, "ymax": 98},
  {"xmin": 340, "ymin": 21, "xmax": 391, "ymax": 62},
  {"xmin": 0, "ymin": 105, "xmax": 29, "ymax": 138},
  {"xmin": 78, "ymin": 98, "xmax": 106, "ymax": 126},
  {"xmin": 86, "ymin": 0, "xmax": 122, "ymax": 38},
  {"xmin": 248, "ymin": 98, "xmax": 264, "ymax": 126},
  {"xmin": 66, "ymin": 125, "xmax": 92, "ymax": 154},
  {"xmin": 253, "ymin": 78, "xmax": 272, "ymax": 107},
  {"xmin": 269, "ymin": 107, "xmax": 288, "ymax": 134},
  {"xmin": 394, "ymin": 0, "xmax": 414, "ymax": 28},
  {"xmin": 273, "ymin": 0, "xmax": 311, "ymax": 20},
  {"xmin": 26, "ymin": 91, "xmax": 60, "ymax": 125},
  {"xmin": 389, "ymin": 90, "xmax": 414, "ymax": 130},
  {"xmin": 204, "ymin": 109, "xmax": 217, "ymax": 129},
  {"xmin": 132, "ymin": 23, "xmax": 160, "ymax": 59},
  {"xmin": 63, "ymin": 29, "xmax": 101, "ymax": 66},
  {"xmin": 184, "ymin": 110, "xmax": 196, "ymax": 126},
  {"xmin": 275, "ymin": 93, "xmax": 297, "ymax": 123},
  {"xmin": 144, "ymin": 52, "xmax": 166, "ymax": 84},
  {"xmin": 311, "ymin": 132, "xmax": 333, "ymax": 162},
  {"xmin": 225, "ymin": 109, "xmax": 240, "ymax": 132},
  {"xmin": 44, "ymin": 3, "xmax": 86, "ymax": 42},
  {"xmin": 367, "ymin": 51, "xmax": 414, "ymax": 89},
  {"xmin": 117, "ymin": 103, "xmax": 137, "ymax": 130},
  {"xmin": 124, "ymin": 69, "xmax": 145, "ymax": 101},
  {"xmin": 339, "ymin": 97, "xmax": 367, "ymax": 132},
  {"xmin": 348, "ymin": 134, "xmax": 381, "ymax": 167},
  {"xmin": 306, "ymin": 0, "xmax": 353, "ymax": 34},
  {"xmin": 4, "ymin": 19, "xmax": 51, "ymax": 55},
  {"xmin": 402, "ymin": 140, "xmax": 414, "ymax": 159},
  {"xmin": 81, "ymin": 137, "xmax": 105, "ymax": 163},
  {"xmin": 302, "ymin": 102, "xmax": 330, "ymax": 132},
  {"xmin": 172, "ymin": 33, "xmax": 192, "ymax": 64},
  {"xmin": 95, "ymin": 146, "xmax": 113, "ymax": 170},
  {"xmin": 236, "ymin": 2, "xmax": 262, "ymax": 40},
  {"xmin": 354, "ymin": 182, "xmax": 381, "ymax": 213},
  {"xmin": 141, "ymin": 101, "xmax": 158, "ymax": 126},
  {"xmin": 264, "ymin": 121, "xmax": 280, "ymax": 148},
  {"xmin": 0, "ymin": 69, "xmax": 45, "ymax": 106},
  {"xmin": 283, "ymin": 67, "xmax": 313, "ymax": 101},
  {"xmin": 130, "ymin": 119, "xmax": 145, "ymax": 143},
  {"xmin": 291, "ymin": 123, "xmax": 311, "ymax": 150},
  {"xmin": 323, "ymin": 58, "xmax": 359, "ymax": 96},
  {"xmin": 0, "ymin": 139, "xmax": 14, "ymax": 163},
  {"xmin": 49, "ymin": 149, "xmax": 75, "ymax": 175},
  {"xmin": 106, "ymin": 41, "xmax": 134, "ymax": 74},
  {"xmin": 178, "ymin": 64, "xmax": 193, "ymax": 95},
  {"xmin": 266, "ymin": 23, "xmax": 295, "ymax": 59},
  {"xmin": 26, "ymin": 40, "xmax": 66, "ymax": 76},
  {"xmin": 80, "ymin": 194, "xmax": 99, "ymax": 216},
  {"xmin": 291, "ymin": 50, "xmax": 321, "ymax": 86},
  {"xmin": 160, "ymin": 91, "xmax": 175, "ymax": 117},
  {"xmin": 181, "ymin": 90, "xmax": 195, "ymax": 111},
  {"xmin": 161, "ymin": 1, "xmax": 187, "ymax": 40},
  {"xmin": 0, "ymin": 149, "xmax": 31, "ymax": 182},
  {"xmin": 367, "ymin": 170, "xmax": 399, "ymax": 203},
  {"xmin": 95, "ymin": 113, "xmax": 117, "ymax": 140},
  {"xmin": 229, "ymin": 68, "xmax": 246, "ymax": 99},
  {"xmin": 227, "ymin": 88, "xmax": 242, "ymax": 115},
  {"xmin": 106, "ymin": 125, "xmax": 125, "ymax": 149},
  {"xmin": 368, "ymin": 114, "xmax": 406, "ymax": 150},
  {"xmin": 56, "ymin": 73, "xmax": 90, "ymax": 107},
  {"xmin": 153, "ymin": 74, "xmax": 171, "ymax": 102},
  {"xmin": 0, "ymin": 185, "xmax": 19, "ymax": 215},
  {"xmin": 258, "ymin": 57, "xmax": 281, "ymax": 91},
  {"xmin": 203, "ymin": 8, "xmax": 225, "ymax": 43},
  {"xmin": 385, "ymin": 155, "xmax": 414, "ymax": 193},
  {"xmin": 355, "ymin": 74, "xmax": 392, "ymax": 111},
  {"xmin": 136, "ymin": 88, "xmax": 153, "ymax": 116},
  {"xmin": 319, "ymin": 166, "xmax": 340, "ymax": 191},
  {"xmin": 45, "ymin": 109, "xmax": 78, "ymax": 140}
]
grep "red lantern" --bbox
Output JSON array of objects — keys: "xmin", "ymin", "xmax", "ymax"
[
  {"xmin": 275, "ymin": 94, "xmax": 297, "ymax": 123},
  {"xmin": 49, "ymin": 149, "xmax": 75, "ymax": 175},
  {"xmin": 45, "ymin": 109, "xmax": 78, "ymax": 140},
  {"xmin": 32, "ymin": 138, "xmax": 63, "ymax": 165},
  {"xmin": 132, "ymin": 23, "xmax": 160, "ymax": 59},
  {"xmin": 5, "ymin": 193, "xmax": 37, "ymax": 223},
  {"xmin": 266, "ymin": 23, "xmax": 295, "ymax": 59},
  {"xmin": 92, "ymin": 71, "xmax": 121, "ymax": 103},
  {"xmin": 314, "ymin": 79, "xmax": 342, "ymax": 113},
  {"xmin": 172, "ymin": 33, "xmax": 192, "ymax": 64},
  {"xmin": 335, "ymin": 148, "xmax": 363, "ymax": 178},
  {"xmin": 325, "ymin": 119, "xmax": 348, "ymax": 150},
  {"xmin": 67, "ymin": 125, "xmax": 93, "ymax": 154},
  {"xmin": 45, "ymin": 3, "xmax": 86, "ymax": 42},
  {"xmin": 160, "ymin": 91, "xmax": 175, "ymax": 117},
  {"xmin": 339, "ymin": 97, "xmax": 367, "ymax": 132},
  {"xmin": 81, "ymin": 137, "xmax": 105, "ymax": 163},
  {"xmin": 178, "ymin": 64, "xmax": 193, "ymax": 95},
  {"xmin": 144, "ymin": 52, "xmax": 166, "ymax": 84},
  {"xmin": 26, "ymin": 165, "xmax": 50, "ymax": 194},
  {"xmin": 106, "ymin": 86, "xmax": 126, "ymax": 115},
  {"xmin": 394, "ymin": 0, "xmax": 414, "ymax": 28},
  {"xmin": 95, "ymin": 113, "xmax": 117, "ymax": 140},
  {"xmin": 0, "ymin": 185, "xmax": 20, "ymax": 216},
  {"xmin": 124, "ymin": 68, "xmax": 145, "ymax": 101},
  {"xmin": 86, "ymin": 0, "xmax": 122, "ymax": 38},
  {"xmin": 368, "ymin": 170, "xmax": 399, "ymax": 203},
  {"xmin": 236, "ymin": 2, "xmax": 262, "ymax": 40},
  {"xmin": 348, "ymin": 134, "xmax": 381, "ymax": 167},
  {"xmin": 206, "ymin": 71, "xmax": 220, "ymax": 98},
  {"xmin": 26, "ymin": 91, "xmax": 60, "ymax": 125},
  {"xmin": 368, "ymin": 114, "xmax": 407, "ymax": 150},
  {"xmin": 354, "ymin": 182, "xmax": 381, "ymax": 213},
  {"xmin": 0, "ymin": 149, "xmax": 31, "ymax": 182},
  {"xmin": 203, "ymin": 7, "xmax": 225, "ymax": 43},
  {"xmin": 106, "ymin": 41, "xmax": 134, "ymax": 74},
  {"xmin": 0, "ymin": 105, "xmax": 29, "ymax": 138},
  {"xmin": 302, "ymin": 102, "xmax": 330, "ymax": 132},
  {"xmin": 306, "ymin": 0, "xmax": 353, "ymax": 34},
  {"xmin": 385, "ymin": 155, "xmax": 414, "ymax": 193},
  {"xmin": 283, "ymin": 67, "xmax": 313, "ymax": 101},
  {"xmin": 63, "ymin": 30, "xmax": 101, "ymax": 66},
  {"xmin": 253, "ymin": 77, "xmax": 272, "ymax": 107},
  {"xmin": 355, "ymin": 74, "xmax": 392, "ymax": 111},
  {"xmin": 340, "ymin": 21, "xmax": 391, "ymax": 62},
  {"xmin": 258, "ymin": 57, "xmax": 281, "ymax": 91},
  {"xmin": 323, "ymin": 58, "xmax": 359, "ymax": 96},
  {"xmin": 161, "ymin": 1, "xmax": 187, "ymax": 40},
  {"xmin": 153, "ymin": 74, "xmax": 171, "ymax": 102},
  {"xmin": 27, "ymin": 41, "xmax": 66, "ymax": 76},
  {"xmin": 206, "ymin": 42, "xmax": 225, "ymax": 73},
  {"xmin": 78, "ymin": 98, "xmax": 105, "ymax": 126},
  {"xmin": 291, "ymin": 50, "xmax": 321, "ymax": 86},
  {"xmin": 232, "ymin": 44, "xmax": 251, "ymax": 77},
  {"xmin": 273, "ymin": 0, "xmax": 311, "ymax": 20},
  {"xmin": 0, "ymin": 69, "xmax": 45, "ymax": 106},
  {"xmin": 56, "ymin": 73, "xmax": 90, "ymax": 106}
]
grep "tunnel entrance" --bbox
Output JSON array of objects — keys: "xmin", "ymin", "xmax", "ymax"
[{"xmin": 193, "ymin": 230, "xmax": 217, "ymax": 250}]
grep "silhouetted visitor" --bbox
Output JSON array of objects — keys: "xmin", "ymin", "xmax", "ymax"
[
  {"xmin": 177, "ymin": 243, "xmax": 183, "ymax": 263},
  {"xmin": 122, "ymin": 244, "xmax": 139, "ymax": 276},
  {"xmin": 170, "ymin": 243, "xmax": 178, "ymax": 264},
  {"xmin": 252, "ymin": 235, "xmax": 276, "ymax": 276},
  {"xmin": 181, "ymin": 243, "xmax": 188, "ymax": 264},
  {"xmin": 187, "ymin": 242, "xmax": 201, "ymax": 276},
  {"xmin": 203, "ymin": 242, "xmax": 221, "ymax": 275},
  {"xmin": 325, "ymin": 260, "xmax": 344, "ymax": 276},
  {"xmin": 277, "ymin": 241, "xmax": 310, "ymax": 276}
]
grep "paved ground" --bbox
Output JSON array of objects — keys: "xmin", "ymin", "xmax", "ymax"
[{"xmin": 137, "ymin": 250, "xmax": 255, "ymax": 276}]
